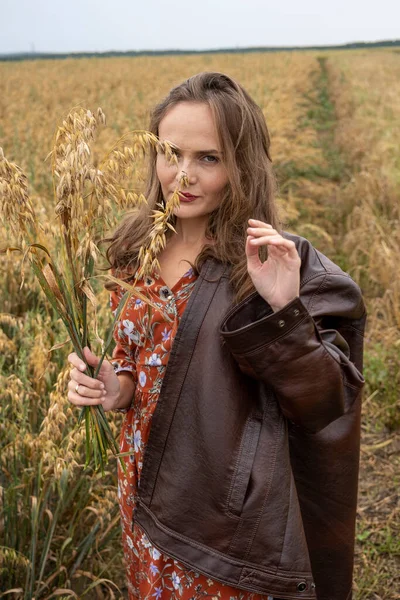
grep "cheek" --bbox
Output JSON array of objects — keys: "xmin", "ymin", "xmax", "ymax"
[
  {"xmin": 210, "ymin": 169, "xmax": 229, "ymax": 195},
  {"xmin": 156, "ymin": 156, "xmax": 172, "ymax": 187},
  {"xmin": 155, "ymin": 156, "xmax": 163, "ymax": 183}
]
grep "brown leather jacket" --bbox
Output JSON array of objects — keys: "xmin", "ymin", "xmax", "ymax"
[{"xmin": 134, "ymin": 233, "xmax": 366, "ymax": 600}]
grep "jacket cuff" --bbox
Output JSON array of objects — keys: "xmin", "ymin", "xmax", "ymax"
[{"xmin": 220, "ymin": 296, "xmax": 309, "ymax": 355}]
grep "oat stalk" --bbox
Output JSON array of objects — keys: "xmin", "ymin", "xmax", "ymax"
[{"xmin": 0, "ymin": 107, "xmax": 185, "ymax": 474}]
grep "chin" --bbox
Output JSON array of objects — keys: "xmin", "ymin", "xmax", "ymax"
[{"xmin": 174, "ymin": 208, "xmax": 212, "ymax": 220}]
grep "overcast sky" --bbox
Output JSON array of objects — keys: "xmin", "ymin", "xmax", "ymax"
[{"xmin": 0, "ymin": 0, "xmax": 399, "ymax": 54}]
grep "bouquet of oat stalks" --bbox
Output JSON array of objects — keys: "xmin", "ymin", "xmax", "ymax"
[{"xmin": 0, "ymin": 107, "xmax": 185, "ymax": 473}]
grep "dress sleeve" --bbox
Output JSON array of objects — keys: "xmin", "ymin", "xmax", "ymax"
[
  {"xmin": 110, "ymin": 286, "xmax": 137, "ymax": 380},
  {"xmin": 220, "ymin": 272, "xmax": 366, "ymax": 433}
]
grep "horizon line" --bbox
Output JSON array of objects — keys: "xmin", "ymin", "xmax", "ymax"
[{"xmin": 1, "ymin": 38, "xmax": 400, "ymax": 58}]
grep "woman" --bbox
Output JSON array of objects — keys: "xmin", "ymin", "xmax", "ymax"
[{"xmin": 67, "ymin": 72, "xmax": 366, "ymax": 600}]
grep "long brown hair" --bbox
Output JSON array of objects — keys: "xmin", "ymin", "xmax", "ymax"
[{"xmin": 106, "ymin": 72, "xmax": 280, "ymax": 302}]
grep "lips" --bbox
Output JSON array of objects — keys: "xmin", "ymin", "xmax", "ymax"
[{"xmin": 178, "ymin": 192, "xmax": 199, "ymax": 202}]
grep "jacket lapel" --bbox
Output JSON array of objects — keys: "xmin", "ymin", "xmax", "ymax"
[{"xmin": 138, "ymin": 258, "xmax": 228, "ymax": 504}]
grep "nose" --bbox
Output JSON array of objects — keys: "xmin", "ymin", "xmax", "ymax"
[
  {"xmin": 175, "ymin": 160, "xmax": 197, "ymax": 187},
  {"xmin": 177, "ymin": 169, "xmax": 196, "ymax": 188},
  {"xmin": 178, "ymin": 170, "xmax": 189, "ymax": 188}
]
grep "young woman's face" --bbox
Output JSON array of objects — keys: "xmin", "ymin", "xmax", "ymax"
[{"xmin": 156, "ymin": 101, "xmax": 229, "ymax": 221}]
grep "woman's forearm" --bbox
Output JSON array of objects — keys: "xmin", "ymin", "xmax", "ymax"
[{"xmin": 114, "ymin": 372, "xmax": 136, "ymax": 410}]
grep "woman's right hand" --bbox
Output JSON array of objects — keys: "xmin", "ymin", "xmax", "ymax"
[{"xmin": 67, "ymin": 346, "xmax": 121, "ymax": 412}]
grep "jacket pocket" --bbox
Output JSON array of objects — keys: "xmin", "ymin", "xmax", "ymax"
[{"xmin": 227, "ymin": 415, "xmax": 262, "ymax": 517}]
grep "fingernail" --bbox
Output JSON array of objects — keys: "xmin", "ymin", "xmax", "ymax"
[
  {"xmin": 80, "ymin": 364, "xmax": 86, "ymax": 371},
  {"xmin": 100, "ymin": 383, "xmax": 105, "ymax": 389},
  {"xmin": 102, "ymin": 390, "xmax": 106, "ymax": 396}
]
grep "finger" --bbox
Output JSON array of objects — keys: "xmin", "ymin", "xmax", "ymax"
[
  {"xmin": 266, "ymin": 244, "xmax": 288, "ymax": 255},
  {"xmin": 67, "ymin": 390, "xmax": 105, "ymax": 407},
  {"xmin": 69, "ymin": 368, "xmax": 105, "ymax": 390},
  {"xmin": 248, "ymin": 219, "xmax": 273, "ymax": 228},
  {"xmin": 82, "ymin": 346, "xmax": 101, "ymax": 368},
  {"xmin": 247, "ymin": 226, "xmax": 277, "ymax": 237},
  {"xmin": 246, "ymin": 235, "xmax": 260, "ymax": 256},
  {"xmin": 245, "ymin": 236, "xmax": 262, "ymax": 270},
  {"xmin": 252, "ymin": 237, "xmax": 301, "ymax": 263},
  {"xmin": 249, "ymin": 235, "xmax": 297, "ymax": 251},
  {"xmin": 68, "ymin": 352, "xmax": 87, "ymax": 372},
  {"xmin": 68, "ymin": 380, "xmax": 105, "ymax": 399},
  {"xmin": 249, "ymin": 234, "xmax": 289, "ymax": 246},
  {"xmin": 267, "ymin": 238, "xmax": 300, "ymax": 258}
]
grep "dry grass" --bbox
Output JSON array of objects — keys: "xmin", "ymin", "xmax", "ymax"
[
  {"xmin": 0, "ymin": 50, "xmax": 399, "ymax": 598},
  {"xmin": 325, "ymin": 51, "xmax": 400, "ymax": 600}
]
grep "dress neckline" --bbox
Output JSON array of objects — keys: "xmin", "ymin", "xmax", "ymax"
[{"xmin": 156, "ymin": 266, "xmax": 195, "ymax": 294}]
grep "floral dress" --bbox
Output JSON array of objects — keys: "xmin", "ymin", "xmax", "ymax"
[{"xmin": 110, "ymin": 268, "xmax": 275, "ymax": 600}]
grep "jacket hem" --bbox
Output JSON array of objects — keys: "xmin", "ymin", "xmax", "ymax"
[{"xmin": 136, "ymin": 501, "xmax": 317, "ymax": 599}]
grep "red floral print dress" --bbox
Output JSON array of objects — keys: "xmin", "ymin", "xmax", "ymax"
[{"xmin": 110, "ymin": 268, "xmax": 274, "ymax": 600}]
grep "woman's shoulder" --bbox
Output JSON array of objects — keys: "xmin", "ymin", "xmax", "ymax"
[
  {"xmin": 283, "ymin": 231, "xmax": 365, "ymax": 319},
  {"xmin": 283, "ymin": 231, "xmax": 344, "ymax": 276}
]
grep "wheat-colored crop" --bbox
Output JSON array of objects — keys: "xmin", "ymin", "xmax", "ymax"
[
  {"xmin": 328, "ymin": 52, "xmax": 400, "ymax": 346},
  {"xmin": 0, "ymin": 148, "xmax": 37, "ymax": 246},
  {"xmin": 0, "ymin": 104, "xmax": 188, "ymax": 478},
  {"xmin": 1, "ymin": 52, "xmax": 322, "ymax": 596},
  {"xmin": 1, "ymin": 50, "xmax": 398, "ymax": 598}
]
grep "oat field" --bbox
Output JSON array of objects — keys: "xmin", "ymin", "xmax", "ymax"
[{"xmin": 0, "ymin": 50, "xmax": 399, "ymax": 599}]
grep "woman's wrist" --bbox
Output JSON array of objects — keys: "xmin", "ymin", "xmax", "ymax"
[
  {"xmin": 270, "ymin": 304, "xmax": 287, "ymax": 313},
  {"xmin": 110, "ymin": 371, "xmax": 135, "ymax": 412},
  {"xmin": 269, "ymin": 295, "xmax": 300, "ymax": 313}
]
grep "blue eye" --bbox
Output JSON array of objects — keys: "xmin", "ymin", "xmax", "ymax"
[{"xmin": 203, "ymin": 155, "xmax": 218, "ymax": 163}]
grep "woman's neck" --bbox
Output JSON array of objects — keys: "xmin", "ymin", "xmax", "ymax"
[{"xmin": 173, "ymin": 216, "xmax": 210, "ymax": 247}]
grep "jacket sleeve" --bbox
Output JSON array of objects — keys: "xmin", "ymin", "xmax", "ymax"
[{"xmin": 220, "ymin": 272, "xmax": 366, "ymax": 433}]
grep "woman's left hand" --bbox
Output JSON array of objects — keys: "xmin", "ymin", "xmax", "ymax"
[{"xmin": 246, "ymin": 219, "xmax": 301, "ymax": 312}]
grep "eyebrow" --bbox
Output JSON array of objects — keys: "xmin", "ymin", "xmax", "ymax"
[{"xmin": 167, "ymin": 142, "xmax": 222, "ymax": 155}]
